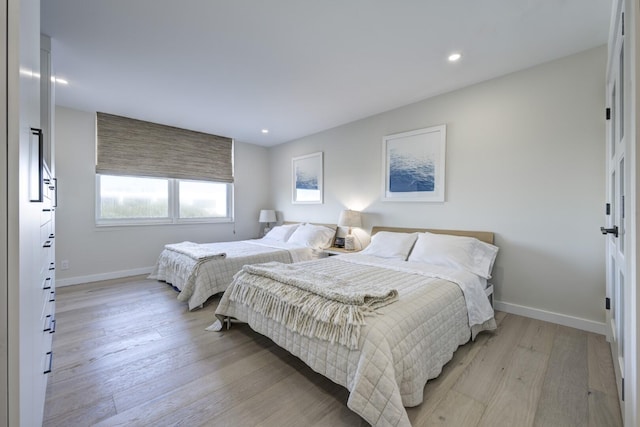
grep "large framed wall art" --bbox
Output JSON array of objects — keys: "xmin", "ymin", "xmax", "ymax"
[{"xmin": 382, "ymin": 125, "xmax": 446, "ymax": 202}]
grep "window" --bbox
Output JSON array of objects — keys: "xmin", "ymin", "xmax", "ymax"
[
  {"xmin": 95, "ymin": 112, "xmax": 234, "ymax": 226},
  {"xmin": 96, "ymin": 174, "xmax": 233, "ymax": 225}
]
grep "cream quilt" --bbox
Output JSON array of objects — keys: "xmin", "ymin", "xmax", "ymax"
[
  {"xmin": 229, "ymin": 261, "xmax": 400, "ymax": 349},
  {"xmin": 148, "ymin": 240, "xmax": 315, "ymax": 310},
  {"xmin": 214, "ymin": 255, "xmax": 496, "ymax": 427}
]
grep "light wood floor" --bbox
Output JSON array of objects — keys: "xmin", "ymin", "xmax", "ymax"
[{"xmin": 44, "ymin": 276, "xmax": 622, "ymax": 427}]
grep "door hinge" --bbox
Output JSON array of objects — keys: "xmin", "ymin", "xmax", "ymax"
[
  {"xmin": 622, "ymin": 12, "xmax": 624, "ymax": 36},
  {"xmin": 606, "ymin": 107, "xmax": 611, "ymax": 120},
  {"xmin": 606, "ymin": 297, "xmax": 610, "ymax": 310},
  {"xmin": 622, "ymin": 377, "xmax": 625, "ymax": 401},
  {"xmin": 606, "ymin": 203, "xmax": 611, "ymax": 215}
]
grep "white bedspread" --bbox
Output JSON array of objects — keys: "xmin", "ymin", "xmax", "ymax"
[
  {"xmin": 214, "ymin": 255, "xmax": 496, "ymax": 427},
  {"xmin": 148, "ymin": 239, "xmax": 316, "ymax": 310},
  {"xmin": 340, "ymin": 255, "xmax": 495, "ymax": 339}
]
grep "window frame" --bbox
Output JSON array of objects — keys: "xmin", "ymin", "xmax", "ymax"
[{"xmin": 95, "ymin": 174, "xmax": 234, "ymax": 227}]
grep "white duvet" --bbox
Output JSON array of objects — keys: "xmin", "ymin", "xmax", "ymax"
[
  {"xmin": 214, "ymin": 254, "xmax": 496, "ymax": 427},
  {"xmin": 148, "ymin": 239, "xmax": 317, "ymax": 310}
]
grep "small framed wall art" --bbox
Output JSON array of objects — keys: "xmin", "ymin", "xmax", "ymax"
[{"xmin": 292, "ymin": 151, "xmax": 323, "ymax": 204}]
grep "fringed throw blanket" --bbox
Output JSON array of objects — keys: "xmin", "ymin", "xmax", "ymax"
[
  {"xmin": 228, "ymin": 262, "xmax": 399, "ymax": 349},
  {"xmin": 164, "ymin": 241, "xmax": 227, "ymax": 261}
]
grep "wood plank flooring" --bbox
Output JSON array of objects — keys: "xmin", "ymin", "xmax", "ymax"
[{"xmin": 44, "ymin": 276, "xmax": 622, "ymax": 426}]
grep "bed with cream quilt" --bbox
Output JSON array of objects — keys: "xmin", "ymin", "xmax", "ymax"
[
  {"xmin": 212, "ymin": 227, "xmax": 499, "ymax": 426},
  {"xmin": 149, "ymin": 223, "xmax": 336, "ymax": 310}
]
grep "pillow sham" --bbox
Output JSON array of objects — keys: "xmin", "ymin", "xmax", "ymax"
[
  {"xmin": 287, "ymin": 223, "xmax": 336, "ymax": 249},
  {"xmin": 360, "ymin": 231, "xmax": 418, "ymax": 260},
  {"xmin": 407, "ymin": 232, "xmax": 499, "ymax": 279},
  {"xmin": 263, "ymin": 223, "xmax": 300, "ymax": 242}
]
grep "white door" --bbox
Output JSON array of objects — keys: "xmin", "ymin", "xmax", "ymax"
[{"xmin": 604, "ymin": 2, "xmax": 626, "ymax": 410}]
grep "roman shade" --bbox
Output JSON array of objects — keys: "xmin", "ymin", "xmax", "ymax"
[{"xmin": 96, "ymin": 112, "xmax": 233, "ymax": 182}]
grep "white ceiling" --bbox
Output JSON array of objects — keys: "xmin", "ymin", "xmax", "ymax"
[{"xmin": 41, "ymin": 1, "xmax": 612, "ymax": 147}]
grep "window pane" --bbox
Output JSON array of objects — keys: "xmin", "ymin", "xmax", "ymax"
[
  {"xmin": 179, "ymin": 181, "xmax": 228, "ymax": 218},
  {"xmin": 99, "ymin": 175, "xmax": 168, "ymax": 219}
]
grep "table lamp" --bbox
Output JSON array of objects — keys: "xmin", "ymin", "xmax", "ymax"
[
  {"xmin": 259, "ymin": 209, "xmax": 277, "ymax": 235},
  {"xmin": 338, "ymin": 209, "xmax": 362, "ymax": 250}
]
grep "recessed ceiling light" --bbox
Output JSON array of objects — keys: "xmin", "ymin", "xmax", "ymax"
[
  {"xmin": 448, "ymin": 53, "xmax": 462, "ymax": 62},
  {"xmin": 261, "ymin": 129, "xmax": 269, "ymax": 134}
]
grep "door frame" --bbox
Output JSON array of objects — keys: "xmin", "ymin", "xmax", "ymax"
[
  {"xmin": 605, "ymin": 0, "xmax": 626, "ymax": 412},
  {"xmin": 607, "ymin": 0, "xmax": 638, "ymax": 425}
]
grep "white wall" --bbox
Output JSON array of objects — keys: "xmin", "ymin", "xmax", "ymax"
[
  {"xmin": 269, "ymin": 46, "xmax": 607, "ymax": 330},
  {"xmin": 54, "ymin": 106, "xmax": 270, "ymax": 285}
]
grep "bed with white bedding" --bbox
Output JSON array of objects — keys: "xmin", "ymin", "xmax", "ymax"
[
  {"xmin": 149, "ymin": 223, "xmax": 336, "ymax": 310},
  {"xmin": 212, "ymin": 227, "xmax": 499, "ymax": 427}
]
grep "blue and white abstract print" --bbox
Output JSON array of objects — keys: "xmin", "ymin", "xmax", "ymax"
[
  {"xmin": 293, "ymin": 152, "xmax": 323, "ymax": 203},
  {"xmin": 295, "ymin": 169, "xmax": 318, "ymax": 190},
  {"xmin": 383, "ymin": 125, "xmax": 445, "ymax": 202},
  {"xmin": 389, "ymin": 149, "xmax": 435, "ymax": 192},
  {"xmin": 387, "ymin": 134, "xmax": 437, "ymax": 193}
]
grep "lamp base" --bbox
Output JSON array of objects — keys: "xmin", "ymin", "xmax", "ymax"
[{"xmin": 345, "ymin": 234, "xmax": 355, "ymax": 251}]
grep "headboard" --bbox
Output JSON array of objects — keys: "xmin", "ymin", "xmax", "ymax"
[{"xmin": 371, "ymin": 226, "xmax": 494, "ymax": 245}]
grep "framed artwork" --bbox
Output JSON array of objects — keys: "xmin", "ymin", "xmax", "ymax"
[
  {"xmin": 382, "ymin": 125, "xmax": 446, "ymax": 202},
  {"xmin": 292, "ymin": 152, "xmax": 323, "ymax": 204}
]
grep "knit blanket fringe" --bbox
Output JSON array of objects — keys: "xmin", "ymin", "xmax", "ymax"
[{"xmin": 228, "ymin": 262, "xmax": 398, "ymax": 349}]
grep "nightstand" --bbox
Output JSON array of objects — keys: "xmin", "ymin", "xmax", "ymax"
[{"xmin": 324, "ymin": 247, "xmax": 361, "ymax": 256}]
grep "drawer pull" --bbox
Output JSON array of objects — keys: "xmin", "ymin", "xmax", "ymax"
[
  {"xmin": 43, "ymin": 315, "xmax": 55, "ymax": 333},
  {"xmin": 52, "ymin": 178, "xmax": 57, "ymax": 207},
  {"xmin": 29, "ymin": 128, "xmax": 43, "ymax": 203},
  {"xmin": 43, "ymin": 241, "xmax": 52, "ymax": 248},
  {"xmin": 42, "ymin": 208, "xmax": 52, "ymax": 212},
  {"xmin": 49, "ymin": 291, "xmax": 55, "ymax": 302},
  {"xmin": 49, "ymin": 233, "xmax": 55, "ymax": 239},
  {"xmin": 43, "ymin": 277, "xmax": 51, "ymax": 290},
  {"xmin": 49, "ymin": 263, "xmax": 55, "ymax": 271},
  {"xmin": 44, "ymin": 351, "xmax": 53, "ymax": 374}
]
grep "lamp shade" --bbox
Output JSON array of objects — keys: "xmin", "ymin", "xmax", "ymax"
[
  {"xmin": 338, "ymin": 209, "xmax": 362, "ymax": 228},
  {"xmin": 258, "ymin": 209, "xmax": 276, "ymax": 223}
]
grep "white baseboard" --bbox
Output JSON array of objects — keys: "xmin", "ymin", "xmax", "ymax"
[
  {"xmin": 56, "ymin": 266, "xmax": 154, "ymax": 287},
  {"xmin": 494, "ymin": 300, "xmax": 606, "ymax": 336}
]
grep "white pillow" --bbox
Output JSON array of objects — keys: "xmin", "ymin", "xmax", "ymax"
[
  {"xmin": 263, "ymin": 224, "xmax": 299, "ymax": 242},
  {"xmin": 360, "ymin": 231, "xmax": 418, "ymax": 260},
  {"xmin": 287, "ymin": 223, "xmax": 336, "ymax": 249},
  {"xmin": 408, "ymin": 232, "xmax": 499, "ymax": 279}
]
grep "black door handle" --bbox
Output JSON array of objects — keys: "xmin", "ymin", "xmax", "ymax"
[{"xmin": 600, "ymin": 226, "xmax": 619, "ymax": 237}]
